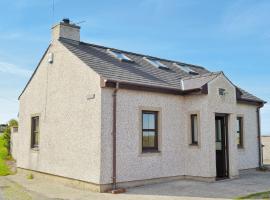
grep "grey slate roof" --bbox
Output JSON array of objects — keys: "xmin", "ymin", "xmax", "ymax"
[
  {"xmin": 59, "ymin": 38, "xmax": 209, "ymax": 90},
  {"xmin": 236, "ymin": 87, "xmax": 265, "ymax": 103},
  {"xmin": 58, "ymin": 38, "xmax": 265, "ymax": 104}
]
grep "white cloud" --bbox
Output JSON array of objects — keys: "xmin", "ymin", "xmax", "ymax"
[{"xmin": 0, "ymin": 61, "xmax": 31, "ymax": 77}]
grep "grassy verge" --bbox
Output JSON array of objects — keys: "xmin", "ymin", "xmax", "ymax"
[
  {"xmin": 0, "ymin": 136, "xmax": 12, "ymax": 176},
  {"xmin": 236, "ymin": 191, "xmax": 270, "ymax": 199}
]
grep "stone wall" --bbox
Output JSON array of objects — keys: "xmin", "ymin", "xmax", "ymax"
[{"xmin": 262, "ymin": 136, "xmax": 270, "ymax": 164}]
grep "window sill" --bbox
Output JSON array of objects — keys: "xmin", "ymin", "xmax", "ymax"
[
  {"xmin": 189, "ymin": 144, "xmax": 200, "ymax": 149},
  {"xmin": 31, "ymin": 147, "xmax": 39, "ymax": 152},
  {"xmin": 140, "ymin": 150, "xmax": 161, "ymax": 157}
]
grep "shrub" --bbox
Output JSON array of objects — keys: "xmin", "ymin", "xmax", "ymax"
[
  {"xmin": 0, "ymin": 146, "xmax": 8, "ymax": 160},
  {"xmin": 1, "ymin": 119, "xmax": 18, "ymax": 155},
  {"xmin": 0, "ymin": 119, "xmax": 18, "ymax": 176}
]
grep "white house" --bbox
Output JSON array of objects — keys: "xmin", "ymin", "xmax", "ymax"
[{"xmin": 12, "ymin": 19, "xmax": 266, "ymax": 192}]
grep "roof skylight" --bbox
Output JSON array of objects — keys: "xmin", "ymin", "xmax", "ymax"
[
  {"xmin": 143, "ymin": 57, "xmax": 169, "ymax": 69},
  {"xmin": 173, "ymin": 63, "xmax": 198, "ymax": 75},
  {"xmin": 107, "ymin": 49, "xmax": 133, "ymax": 62}
]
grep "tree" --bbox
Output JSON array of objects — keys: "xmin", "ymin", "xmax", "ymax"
[
  {"xmin": 1, "ymin": 119, "xmax": 18, "ymax": 154},
  {"xmin": 8, "ymin": 119, "xmax": 18, "ymax": 127}
]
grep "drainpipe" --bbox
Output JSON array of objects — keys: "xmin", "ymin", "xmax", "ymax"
[
  {"xmin": 112, "ymin": 82, "xmax": 119, "ymax": 190},
  {"xmin": 257, "ymin": 104, "xmax": 263, "ymax": 168}
]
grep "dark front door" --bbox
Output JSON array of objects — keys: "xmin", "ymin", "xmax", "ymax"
[{"xmin": 215, "ymin": 115, "xmax": 229, "ymax": 179}]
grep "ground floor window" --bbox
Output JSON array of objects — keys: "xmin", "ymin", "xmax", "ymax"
[
  {"xmin": 237, "ymin": 116, "xmax": 243, "ymax": 148},
  {"xmin": 190, "ymin": 114, "xmax": 198, "ymax": 145},
  {"xmin": 31, "ymin": 116, "xmax": 40, "ymax": 149},
  {"xmin": 142, "ymin": 111, "xmax": 158, "ymax": 152}
]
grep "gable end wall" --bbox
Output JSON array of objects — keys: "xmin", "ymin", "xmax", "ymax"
[{"xmin": 17, "ymin": 40, "xmax": 102, "ymax": 184}]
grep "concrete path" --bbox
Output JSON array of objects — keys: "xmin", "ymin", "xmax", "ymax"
[
  {"xmin": 127, "ymin": 170, "xmax": 270, "ymax": 199},
  {"xmin": 0, "ymin": 170, "xmax": 269, "ymax": 200}
]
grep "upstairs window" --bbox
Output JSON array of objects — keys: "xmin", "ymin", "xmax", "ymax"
[
  {"xmin": 237, "ymin": 117, "xmax": 244, "ymax": 148},
  {"xmin": 142, "ymin": 111, "xmax": 158, "ymax": 152},
  {"xmin": 219, "ymin": 88, "xmax": 226, "ymax": 96},
  {"xmin": 31, "ymin": 116, "xmax": 40, "ymax": 149},
  {"xmin": 190, "ymin": 114, "xmax": 199, "ymax": 145},
  {"xmin": 107, "ymin": 49, "xmax": 133, "ymax": 62},
  {"xmin": 143, "ymin": 57, "xmax": 169, "ymax": 70},
  {"xmin": 173, "ymin": 63, "xmax": 198, "ymax": 75}
]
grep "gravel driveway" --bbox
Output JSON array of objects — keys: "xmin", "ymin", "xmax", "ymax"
[{"xmin": 0, "ymin": 170, "xmax": 269, "ymax": 200}]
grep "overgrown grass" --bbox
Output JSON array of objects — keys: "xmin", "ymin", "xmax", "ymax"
[
  {"xmin": 236, "ymin": 191, "xmax": 270, "ymax": 199},
  {"xmin": 0, "ymin": 136, "xmax": 11, "ymax": 176}
]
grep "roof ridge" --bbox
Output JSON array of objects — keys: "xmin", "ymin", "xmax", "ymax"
[{"xmin": 77, "ymin": 40, "xmax": 206, "ymax": 69}]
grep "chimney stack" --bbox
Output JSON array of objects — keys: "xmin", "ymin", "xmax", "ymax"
[{"xmin": 51, "ymin": 18, "xmax": 80, "ymax": 42}]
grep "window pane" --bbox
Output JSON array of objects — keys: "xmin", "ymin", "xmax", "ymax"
[
  {"xmin": 237, "ymin": 117, "xmax": 243, "ymax": 147},
  {"xmin": 148, "ymin": 114, "xmax": 155, "ymax": 129},
  {"xmin": 35, "ymin": 117, "xmax": 39, "ymax": 131},
  {"xmin": 237, "ymin": 118, "xmax": 240, "ymax": 133},
  {"xmin": 107, "ymin": 49, "xmax": 133, "ymax": 62},
  {"xmin": 142, "ymin": 131, "xmax": 149, "ymax": 147},
  {"xmin": 191, "ymin": 114, "xmax": 198, "ymax": 144},
  {"xmin": 35, "ymin": 132, "xmax": 39, "ymax": 147},
  {"xmin": 216, "ymin": 120, "xmax": 222, "ymax": 142},
  {"xmin": 144, "ymin": 58, "xmax": 168, "ymax": 69},
  {"xmin": 143, "ymin": 131, "xmax": 155, "ymax": 148},
  {"xmin": 143, "ymin": 114, "xmax": 149, "ymax": 129},
  {"xmin": 33, "ymin": 117, "xmax": 39, "ymax": 132},
  {"xmin": 143, "ymin": 113, "xmax": 155, "ymax": 129},
  {"xmin": 236, "ymin": 132, "xmax": 240, "ymax": 145},
  {"xmin": 31, "ymin": 116, "xmax": 39, "ymax": 148},
  {"xmin": 193, "ymin": 115, "xmax": 198, "ymax": 142}
]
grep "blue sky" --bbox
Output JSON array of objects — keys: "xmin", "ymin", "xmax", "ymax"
[{"xmin": 0, "ymin": 0, "xmax": 269, "ymax": 134}]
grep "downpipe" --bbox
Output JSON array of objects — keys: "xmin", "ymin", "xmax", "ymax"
[
  {"xmin": 112, "ymin": 82, "xmax": 119, "ymax": 190},
  {"xmin": 257, "ymin": 105, "xmax": 263, "ymax": 168}
]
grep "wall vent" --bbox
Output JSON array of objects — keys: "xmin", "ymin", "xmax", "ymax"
[{"xmin": 48, "ymin": 53, "xmax": 54, "ymax": 64}]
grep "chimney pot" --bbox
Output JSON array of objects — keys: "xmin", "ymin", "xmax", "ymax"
[{"xmin": 62, "ymin": 18, "xmax": 70, "ymax": 24}]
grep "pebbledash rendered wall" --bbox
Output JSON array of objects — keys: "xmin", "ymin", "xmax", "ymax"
[
  {"xmin": 15, "ymin": 40, "xmax": 260, "ymax": 188},
  {"xmin": 237, "ymin": 104, "xmax": 259, "ymax": 169},
  {"xmin": 100, "ymin": 74, "xmax": 259, "ymax": 185},
  {"xmin": 17, "ymin": 40, "xmax": 103, "ymax": 185}
]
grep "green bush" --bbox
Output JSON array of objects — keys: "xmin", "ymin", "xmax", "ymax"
[
  {"xmin": 2, "ymin": 127, "xmax": 11, "ymax": 153},
  {"xmin": 0, "ymin": 119, "xmax": 18, "ymax": 176},
  {"xmin": 0, "ymin": 146, "xmax": 8, "ymax": 160},
  {"xmin": 0, "ymin": 119, "xmax": 18, "ymax": 155}
]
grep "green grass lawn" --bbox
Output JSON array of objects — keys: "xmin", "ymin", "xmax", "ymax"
[{"xmin": 236, "ymin": 191, "xmax": 270, "ymax": 199}]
